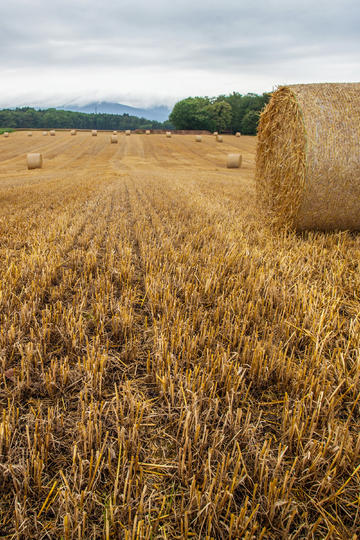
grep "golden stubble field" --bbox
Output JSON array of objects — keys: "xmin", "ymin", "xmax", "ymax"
[{"xmin": 0, "ymin": 131, "xmax": 359, "ymax": 539}]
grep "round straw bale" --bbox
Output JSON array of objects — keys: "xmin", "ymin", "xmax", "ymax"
[
  {"xmin": 113, "ymin": 131, "xmax": 117, "ymax": 135},
  {"xmin": 216, "ymin": 135, "xmax": 223, "ymax": 142},
  {"xmin": 213, "ymin": 131, "xmax": 218, "ymax": 136},
  {"xmin": 125, "ymin": 130, "xmax": 131, "ymax": 136},
  {"xmin": 27, "ymin": 153, "xmax": 43, "ymax": 170},
  {"xmin": 28, "ymin": 132, "xmax": 33, "ymax": 137},
  {"xmin": 195, "ymin": 135, "xmax": 202, "ymax": 142},
  {"xmin": 236, "ymin": 132, "xmax": 241, "ymax": 137},
  {"xmin": 4, "ymin": 132, "xmax": 9, "ymax": 137},
  {"xmin": 70, "ymin": 130, "xmax": 76, "ymax": 135},
  {"xmin": 146, "ymin": 130, "xmax": 151, "ymax": 134},
  {"xmin": 226, "ymin": 153, "xmax": 242, "ymax": 168},
  {"xmin": 166, "ymin": 132, "xmax": 172, "ymax": 138},
  {"xmin": 50, "ymin": 130, "xmax": 56, "ymax": 136},
  {"xmin": 43, "ymin": 131, "xmax": 48, "ymax": 136},
  {"xmin": 256, "ymin": 83, "xmax": 360, "ymax": 230},
  {"xmin": 92, "ymin": 130, "xmax": 97, "ymax": 136},
  {"xmin": 110, "ymin": 135, "xmax": 118, "ymax": 144}
]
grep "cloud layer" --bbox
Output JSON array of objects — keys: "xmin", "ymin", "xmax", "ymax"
[{"xmin": 1, "ymin": 0, "xmax": 359, "ymax": 107}]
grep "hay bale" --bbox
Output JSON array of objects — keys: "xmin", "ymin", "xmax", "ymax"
[
  {"xmin": 50, "ymin": 130, "xmax": 56, "ymax": 136},
  {"xmin": 27, "ymin": 153, "xmax": 43, "ymax": 170},
  {"xmin": 113, "ymin": 131, "xmax": 117, "ymax": 135},
  {"xmin": 125, "ymin": 130, "xmax": 131, "ymax": 136},
  {"xmin": 146, "ymin": 130, "xmax": 151, "ymax": 135},
  {"xmin": 43, "ymin": 131, "xmax": 48, "ymax": 136},
  {"xmin": 216, "ymin": 135, "xmax": 223, "ymax": 143},
  {"xmin": 166, "ymin": 132, "xmax": 172, "ymax": 138},
  {"xmin": 92, "ymin": 130, "xmax": 97, "ymax": 136},
  {"xmin": 256, "ymin": 82, "xmax": 360, "ymax": 230},
  {"xmin": 196, "ymin": 135, "xmax": 202, "ymax": 142},
  {"xmin": 213, "ymin": 131, "xmax": 218, "ymax": 136},
  {"xmin": 227, "ymin": 153, "xmax": 242, "ymax": 168},
  {"xmin": 110, "ymin": 135, "xmax": 118, "ymax": 144},
  {"xmin": 28, "ymin": 132, "xmax": 33, "ymax": 137},
  {"xmin": 4, "ymin": 132, "xmax": 9, "ymax": 138},
  {"xmin": 70, "ymin": 130, "xmax": 76, "ymax": 136},
  {"xmin": 236, "ymin": 132, "xmax": 241, "ymax": 137}
]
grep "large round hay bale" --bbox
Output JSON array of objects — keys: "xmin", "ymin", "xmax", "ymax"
[
  {"xmin": 50, "ymin": 130, "xmax": 56, "ymax": 136},
  {"xmin": 216, "ymin": 135, "xmax": 223, "ymax": 143},
  {"xmin": 196, "ymin": 135, "xmax": 202, "ymax": 142},
  {"xmin": 227, "ymin": 153, "xmax": 242, "ymax": 168},
  {"xmin": 43, "ymin": 131, "xmax": 48, "ymax": 136},
  {"xmin": 166, "ymin": 132, "xmax": 172, "ymax": 138},
  {"xmin": 92, "ymin": 130, "xmax": 97, "ymax": 136},
  {"xmin": 256, "ymin": 83, "xmax": 360, "ymax": 230},
  {"xmin": 70, "ymin": 130, "xmax": 76, "ymax": 136},
  {"xmin": 146, "ymin": 130, "xmax": 151, "ymax": 135},
  {"xmin": 4, "ymin": 132, "xmax": 9, "ymax": 138},
  {"xmin": 125, "ymin": 130, "xmax": 131, "ymax": 136},
  {"xmin": 213, "ymin": 131, "xmax": 218, "ymax": 136},
  {"xmin": 110, "ymin": 135, "xmax": 118, "ymax": 144},
  {"xmin": 28, "ymin": 132, "xmax": 33, "ymax": 137},
  {"xmin": 27, "ymin": 153, "xmax": 43, "ymax": 170},
  {"xmin": 113, "ymin": 131, "xmax": 117, "ymax": 135},
  {"xmin": 235, "ymin": 132, "xmax": 241, "ymax": 137}
]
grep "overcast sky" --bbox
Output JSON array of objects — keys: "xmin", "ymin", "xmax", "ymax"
[{"xmin": 0, "ymin": 0, "xmax": 359, "ymax": 109}]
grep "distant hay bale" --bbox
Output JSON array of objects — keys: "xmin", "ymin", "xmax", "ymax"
[
  {"xmin": 236, "ymin": 132, "xmax": 241, "ymax": 137},
  {"xmin": 213, "ymin": 131, "xmax": 218, "ymax": 136},
  {"xmin": 70, "ymin": 130, "xmax": 76, "ymax": 135},
  {"xmin": 216, "ymin": 135, "xmax": 223, "ymax": 143},
  {"xmin": 27, "ymin": 153, "xmax": 43, "ymax": 170},
  {"xmin": 227, "ymin": 153, "xmax": 242, "ymax": 168},
  {"xmin": 110, "ymin": 135, "xmax": 118, "ymax": 144},
  {"xmin": 4, "ymin": 132, "xmax": 9, "ymax": 138},
  {"xmin": 256, "ymin": 82, "xmax": 360, "ymax": 231},
  {"xmin": 113, "ymin": 131, "xmax": 117, "ymax": 135},
  {"xmin": 92, "ymin": 130, "xmax": 97, "ymax": 136},
  {"xmin": 166, "ymin": 132, "xmax": 172, "ymax": 138},
  {"xmin": 50, "ymin": 130, "xmax": 56, "ymax": 136},
  {"xmin": 196, "ymin": 135, "xmax": 202, "ymax": 142},
  {"xmin": 146, "ymin": 130, "xmax": 151, "ymax": 135},
  {"xmin": 28, "ymin": 132, "xmax": 33, "ymax": 137},
  {"xmin": 125, "ymin": 130, "xmax": 131, "ymax": 136},
  {"xmin": 43, "ymin": 131, "xmax": 48, "ymax": 136}
]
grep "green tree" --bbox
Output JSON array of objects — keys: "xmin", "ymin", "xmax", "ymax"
[
  {"xmin": 241, "ymin": 110, "xmax": 260, "ymax": 135},
  {"xmin": 206, "ymin": 101, "xmax": 232, "ymax": 132},
  {"xmin": 169, "ymin": 97, "xmax": 211, "ymax": 130}
]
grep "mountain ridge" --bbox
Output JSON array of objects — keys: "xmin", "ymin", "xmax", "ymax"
[{"xmin": 57, "ymin": 101, "xmax": 171, "ymax": 122}]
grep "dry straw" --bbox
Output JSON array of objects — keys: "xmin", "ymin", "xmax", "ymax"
[
  {"xmin": 256, "ymin": 82, "xmax": 360, "ymax": 230},
  {"xmin": 71, "ymin": 130, "xmax": 76, "ymax": 136},
  {"xmin": 146, "ymin": 130, "xmax": 151, "ymax": 134},
  {"xmin": 195, "ymin": 135, "xmax": 202, "ymax": 142},
  {"xmin": 27, "ymin": 153, "xmax": 43, "ymax": 170},
  {"xmin": 125, "ymin": 130, "xmax": 131, "ymax": 136},
  {"xmin": 28, "ymin": 132, "xmax": 33, "ymax": 137},
  {"xmin": 166, "ymin": 132, "xmax": 172, "ymax": 138},
  {"xmin": 110, "ymin": 135, "xmax": 118, "ymax": 144},
  {"xmin": 113, "ymin": 131, "xmax": 117, "ymax": 135},
  {"xmin": 43, "ymin": 132, "xmax": 48, "ymax": 136},
  {"xmin": 236, "ymin": 132, "xmax": 241, "ymax": 137},
  {"xmin": 4, "ymin": 132, "xmax": 9, "ymax": 137},
  {"xmin": 214, "ymin": 131, "xmax": 218, "ymax": 136},
  {"xmin": 227, "ymin": 153, "xmax": 242, "ymax": 168},
  {"xmin": 92, "ymin": 130, "xmax": 97, "ymax": 136},
  {"xmin": 50, "ymin": 130, "xmax": 56, "ymax": 136},
  {"xmin": 216, "ymin": 135, "xmax": 223, "ymax": 143}
]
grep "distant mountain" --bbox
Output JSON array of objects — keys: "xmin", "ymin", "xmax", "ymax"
[{"xmin": 57, "ymin": 102, "xmax": 171, "ymax": 122}]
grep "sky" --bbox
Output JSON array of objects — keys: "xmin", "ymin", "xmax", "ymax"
[{"xmin": 0, "ymin": 0, "xmax": 359, "ymax": 109}]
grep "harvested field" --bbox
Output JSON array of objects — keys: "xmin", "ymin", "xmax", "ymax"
[{"xmin": 0, "ymin": 131, "xmax": 359, "ymax": 539}]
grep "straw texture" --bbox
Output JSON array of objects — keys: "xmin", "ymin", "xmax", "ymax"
[
  {"xmin": 216, "ymin": 135, "xmax": 223, "ymax": 143},
  {"xmin": 146, "ymin": 130, "xmax": 151, "ymax": 135},
  {"xmin": 196, "ymin": 135, "xmax": 202, "ymax": 142},
  {"xmin": 125, "ymin": 130, "xmax": 131, "ymax": 136},
  {"xmin": 166, "ymin": 132, "xmax": 172, "ymax": 138},
  {"xmin": 27, "ymin": 153, "xmax": 43, "ymax": 170},
  {"xmin": 256, "ymin": 82, "xmax": 360, "ymax": 230},
  {"xmin": 110, "ymin": 135, "xmax": 118, "ymax": 144},
  {"xmin": 71, "ymin": 130, "xmax": 76, "ymax": 136},
  {"xmin": 213, "ymin": 132, "xmax": 218, "ymax": 136},
  {"xmin": 113, "ymin": 131, "xmax": 117, "ymax": 135},
  {"xmin": 28, "ymin": 132, "xmax": 33, "ymax": 137},
  {"xmin": 236, "ymin": 132, "xmax": 241, "ymax": 137},
  {"xmin": 43, "ymin": 132, "xmax": 48, "ymax": 136},
  {"xmin": 227, "ymin": 154, "xmax": 242, "ymax": 168},
  {"xmin": 92, "ymin": 130, "xmax": 97, "ymax": 136},
  {"xmin": 50, "ymin": 130, "xmax": 56, "ymax": 136},
  {"xmin": 4, "ymin": 132, "xmax": 9, "ymax": 138}
]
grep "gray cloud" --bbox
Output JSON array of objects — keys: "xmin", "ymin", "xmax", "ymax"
[{"xmin": 0, "ymin": 0, "xmax": 359, "ymax": 107}]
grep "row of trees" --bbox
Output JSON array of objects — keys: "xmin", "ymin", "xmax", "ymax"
[
  {"xmin": 169, "ymin": 92, "xmax": 270, "ymax": 134},
  {"xmin": 0, "ymin": 107, "xmax": 173, "ymax": 131}
]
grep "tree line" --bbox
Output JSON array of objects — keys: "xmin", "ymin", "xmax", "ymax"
[
  {"xmin": 169, "ymin": 92, "xmax": 270, "ymax": 134},
  {"xmin": 0, "ymin": 107, "xmax": 173, "ymax": 131}
]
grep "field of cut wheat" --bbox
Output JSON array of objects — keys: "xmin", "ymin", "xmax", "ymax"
[{"xmin": 0, "ymin": 131, "xmax": 359, "ymax": 539}]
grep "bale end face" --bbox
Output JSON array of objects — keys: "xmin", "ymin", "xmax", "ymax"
[
  {"xmin": 50, "ymin": 130, "xmax": 56, "ymax": 136},
  {"xmin": 213, "ymin": 131, "xmax": 218, "ymax": 136},
  {"xmin": 4, "ymin": 132, "xmax": 9, "ymax": 137},
  {"xmin": 227, "ymin": 154, "xmax": 242, "ymax": 168},
  {"xmin": 71, "ymin": 130, "xmax": 76, "ymax": 135},
  {"xmin": 166, "ymin": 132, "xmax": 172, "ymax": 138},
  {"xmin": 27, "ymin": 153, "xmax": 43, "ymax": 170},
  {"xmin": 216, "ymin": 135, "xmax": 223, "ymax": 142},
  {"xmin": 28, "ymin": 132, "xmax": 33, "ymax": 137},
  {"xmin": 125, "ymin": 130, "xmax": 131, "ymax": 136},
  {"xmin": 146, "ymin": 130, "xmax": 151, "ymax": 134},
  {"xmin": 196, "ymin": 135, "xmax": 202, "ymax": 142},
  {"xmin": 236, "ymin": 132, "xmax": 241, "ymax": 137},
  {"xmin": 42, "ymin": 132, "xmax": 48, "ymax": 136},
  {"xmin": 110, "ymin": 135, "xmax": 118, "ymax": 144},
  {"xmin": 92, "ymin": 130, "xmax": 97, "ymax": 136}
]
